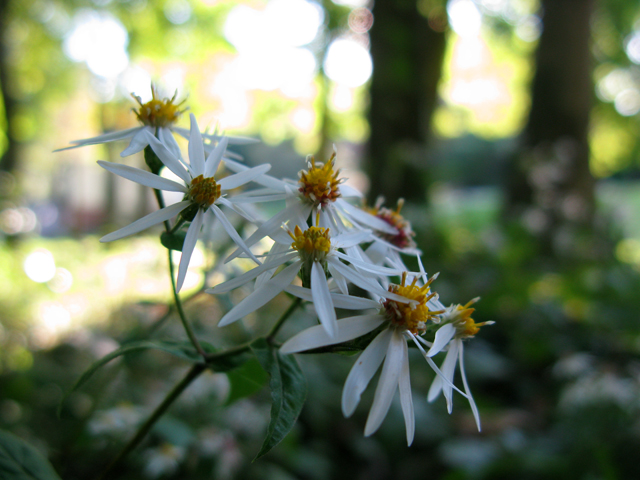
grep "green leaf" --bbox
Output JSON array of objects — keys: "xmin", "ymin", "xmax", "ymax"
[
  {"xmin": 225, "ymin": 357, "xmax": 269, "ymax": 406},
  {"xmin": 160, "ymin": 231, "xmax": 186, "ymax": 251},
  {"xmin": 59, "ymin": 340, "xmax": 207, "ymax": 415},
  {"xmin": 251, "ymin": 338, "xmax": 307, "ymax": 460},
  {"xmin": 0, "ymin": 429, "xmax": 62, "ymax": 480}
]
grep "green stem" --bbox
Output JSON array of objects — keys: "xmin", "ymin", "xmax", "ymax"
[
  {"xmin": 168, "ymin": 249, "xmax": 207, "ymax": 358},
  {"xmin": 169, "ymin": 217, "xmax": 186, "ymax": 234},
  {"xmin": 97, "ymin": 363, "xmax": 206, "ymax": 480},
  {"xmin": 267, "ymin": 297, "xmax": 302, "ymax": 342},
  {"xmin": 204, "ymin": 342, "xmax": 251, "ymax": 362},
  {"xmin": 152, "ymin": 188, "xmax": 171, "ymax": 232}
]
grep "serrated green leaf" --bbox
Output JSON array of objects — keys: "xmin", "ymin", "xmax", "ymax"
[
  {"xmin": 0, "ymin": 429, "xmax": 62, "ymax": 480},
  {"xmin": 160, "ymin": 231, "xmax": 186, "ymax": 251},
  {"xmin": 251, "ymin": 338, "xmax": 307, "ymax": 460},
  {"xmin": 59, "ymin": 340, "xmax": 206, "ymax": 415},
  {"xmin": 225, "ymin": 357, "xmax": 269, "ymax": 406}
]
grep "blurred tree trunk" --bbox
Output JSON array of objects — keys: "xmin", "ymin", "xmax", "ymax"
[
  {"xmin": 365, "ymin": 1, "xmax": 448, "ymax": 205},
  {"xmin": 505, "ymin": 0, "xmax": 596, "ymax": 249}
]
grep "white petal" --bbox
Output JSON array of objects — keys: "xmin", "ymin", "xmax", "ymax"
[
  {"xmin": 173, "ymin": 126, "xmax": 190, "ymax": 140},
  {"xmin": 440, "ymin": 339, "xmax": 460, "ymax": 412},
  {"xmin": 364, "ymin": 329, "xmax": 404, "ymax": 437},
  {"xmin": 336, "ymin": 198, "xmax": 397, "ymax": 234},
  {"xmin": 176, "ymin": 209, "xmax": 204, "ymax": 292},
  {"xmin": 203, "ymin": 131, "xmax": 258, "ymax": 145},
  {"xmin": 427, "ymin": 323, "xmax": 456, "ymax": 357},
  {"xmin": 217, "ymin": 197, "xmax": 257, "ymax": 223},
  {"xmin": 280, "ymin": 314, "xmax": 384, "ymax": 354},
  {"xmin": 120, "ymin": 127, "xmax": 152, "ymax": 157},
  {"xmin": 100, "ymin": 201, "xmax": 190, "ymax": 242},
  {"xmin": 284, "ymin": 286, "xmax": 380, "ymax": 310},
  {"xmin": 397, "ymin": 337, "xmax": 415, "ymax": 446},
  {"xmin": 188, "ymin": 114, "xmax": 205, "ymax": 176},
  {"xmin": 332, "ymin": 230, "xmax": 373, "ymax": 249},
  {"xmin": 218, "ymin": 164, "xmax": 272, "ymax": 191},
  {"xmin": 335, "ymin": 251, "xmax": 408, "ymax": 276},
  {"xmin": 311, "ymin": 261, "xmax": 337, "ymax": 338},
  {"xmin": 54, "ymin": 127, "xmax": 140, "ymax": 151},
  {"xmin": 410, "ymin": 333, "xmax": 468, "ymax": 401},
  {"xmin": 427, "ymin": 340, "xmax": 459, "ymax": 412},
  {"xmin": 224, "ymin": 202, "xmax": 309, "ymax": 263},
  {"xmin": 97, "ymin": 161, "xmax": 187, "ymax": 192},
  {"xmin": 256, "ymin": 242, "xmax": 293, "ymax": 290},
  {"xmin": 458, "ymin": 342, "xmax": 481, "ymax": 431},
  {"xmin": 327, "ymin": 261, "xmax": 349, "ymax": 295},
  {"xmin": 223, "ymin": 158, "xmax": 287, "ymax": 190},
  {"xmin": 208, "ymin": 252, "xmax": 296, "ymax": 294},
  {"xmin": 210, "ymin": 204, "xmax": 260, "ymax": 265},
  {"xmin": 217, "ymin": 261, "xmax": 301, "ymax": 327},
  {"xmin": 231, "ymin": 193, "xmax": 289, "ymax": 204},
  {"xmin": 338, "ymin": 184, "xmax": 363, "ymax": 198},
  {"xmin": 326, "ymin": 258, "xmax": 411, "ymax": 304},
  {"xmin": 342, "ymin": 328, "xmax": 392, "ymax": 418},
  {"xmin": 204, "ymin": 136, "xmax": 229, "ymax": 178},
  {"xmin": 160, "ymin": 127, "xmax": 183, "ymax": 160},
  {"xmin": 145, "ymin": 131, "xmax": 191, "ymax": 184}
]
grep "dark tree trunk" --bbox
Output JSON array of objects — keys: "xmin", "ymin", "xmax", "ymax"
[
  {"xmin": 365, "ymin": 1, "xmax": 448, "ymax": 205},
  {"xmin": 505, "ymin": 0, "xmax": 596, "ymax": 250}
]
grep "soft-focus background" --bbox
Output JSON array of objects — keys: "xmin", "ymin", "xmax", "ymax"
[{"xmin": 3, "ymin": 0, "xmax": 640, "ymax": 478}]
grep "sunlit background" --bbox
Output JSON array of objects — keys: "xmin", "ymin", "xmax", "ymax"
[{"xmin": 3, "ymin": 0, "xmax": 640, "ymax": 478}]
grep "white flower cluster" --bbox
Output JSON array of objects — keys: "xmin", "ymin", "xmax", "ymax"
[{"xmin": 58, "ymin": 86, "xmax": 493, "ymax": 445}]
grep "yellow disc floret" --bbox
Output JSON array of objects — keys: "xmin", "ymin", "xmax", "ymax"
[
  {"xmin": 133, "ymin": 85, "xmax": 186, "ymax": 128},
  {"xmin": 298, "ymin": 152, "xmax": 343, "ymax": 206},
  {"xmin": 289, "ymin": 225, "xmax": 332, "ymax": 262},
  {"xmin": 446, "ymin": 298, "xmax": 493, "ymax": 339},
  {"xmin": 188, "ymin": 175, "xmax": 221, "ymax": 209},
  {"xmin": 383, "ymin": 272, "xmax": 443, "ymax": 334}
]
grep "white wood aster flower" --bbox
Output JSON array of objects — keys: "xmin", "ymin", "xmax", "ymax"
[
  {"xmin": 209, "ymin": 216, "xmax": 411, "ymax": 338},
  {"xmin": 280, "ymin": 272, "xmax": 456, "ymax": 445},
  {"xmin": 424, "ymin": 298, "xmax": 494, "ymax": 431},
  {"xmin": 98, "ymin": 114, "xmax": 271, "ymax": 292}
]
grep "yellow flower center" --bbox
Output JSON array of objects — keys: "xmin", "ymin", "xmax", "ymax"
[
  {"xmin": 383, "ymin": 272, "xmax": 442, "ymax": 334},
  {"xmin": 298, "ymin": 152, "xmax": 342, "ymax": 206},
  {"xmin": 448, "ymin": 298, "xmax": 492, "ymax": 338},
  {"xmin": 365, "ymin": 198, "xmax": 416, "ymax": 249},
  {"xmin": 289, "ymin": 225, "xmax": 332, "ymax": 262},
  {"xmin": 133, "ymin": 86, "xmax": 185, "ymax": 128},
  {"xmin": 189, "ymin": 175, "xmax": 221, "ymax": 208}
]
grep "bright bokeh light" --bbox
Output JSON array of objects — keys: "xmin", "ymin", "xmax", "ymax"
[
  {"xmin": 331, "ymin": 0, "xmax": 369, "ymax": 7},
  {"xmin": 164, "ymin": 0, "xmax": 192, "ymax": 25},
  {"xmin": 597, "ymin": 68, "xmax": 635, "ymax": 102},
  {"xmin": 220, "ymin": 0, "xmax": 323, "ymax": 128},
  {"xmin": 24, "ymin": 249, "xmax": 56, "ymax": 283},
  {"xmin": 625, "ymin": 31, "xmax": 640, "ymax": 64},
  {"xmin": 614, "ymin": 89, "xmax": 640, "ymax": 116},
  {"xmin": 119, "ymin": 66, "xmax": 153, "ymax": 99},
  {"xmin": 225, "ymin": 0, "xmax": 323, "ymax": 50},
  {"xmin": 63, "ymin": 9, "xmax": 129, "ymax": 78},
  {"xmin": 291, "ymin": 107, "xmax": 315, "ymax": 132},
  {"xmin": 324, "ymin": 39, "xmax": 372, "ymax": 87},
  {"xmin": 331, "ymin": 84, "xmax": 354, "ymax": 111},
  {"xmin": 596, "ymin": 67, "xmax": 640, "ymax": 116},
  {"xmin": 448, "ymin": 0, "xmax": 483, "ymax": 37},
  {"xmin": 48, "ymin": 268, "xmax": 74, "ymax": 294}
]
